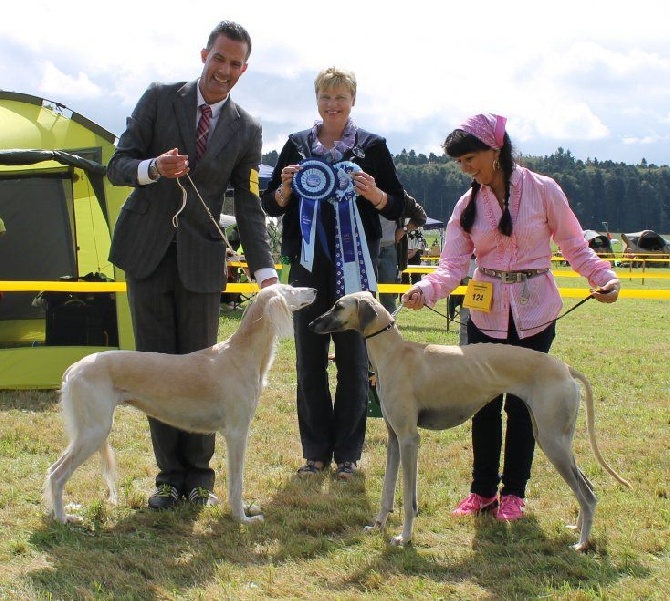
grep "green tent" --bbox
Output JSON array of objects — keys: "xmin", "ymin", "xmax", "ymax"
[{"xmin": 0, "ymin": 91, "xmax": 134, "ymax": 389}]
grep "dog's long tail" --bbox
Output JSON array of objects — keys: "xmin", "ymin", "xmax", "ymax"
[
  {"xmin": 58, "ymin": 367, "xmax": 119, "ymax": 502},
  {"xmin": 100, "ymin": 442, "xmax": 118, "ymax": 504},
  {"xmin": 569, "ymin": 366, "xmax": 631, "ymax": 488}
]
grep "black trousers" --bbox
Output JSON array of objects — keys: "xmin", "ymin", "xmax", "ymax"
[
  {"xmin": 466, "ymin": 313, "xmax": 556, "ymax": 498},
  {"xmin": 126, "ymin": 244, "xmax": 221, "ymax": 494},
  {"xmin": 289, "ymin": 253, "xmax": 369, "ymax": 465}
]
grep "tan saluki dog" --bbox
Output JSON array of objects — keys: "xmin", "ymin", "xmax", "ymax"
[
  {"xmin": 45, "ymin": 284, "xmax": 316, "ymax": 525},
  {"xmin": 309, "ymin": 291, "xmax": 630, "ymax": 551}
]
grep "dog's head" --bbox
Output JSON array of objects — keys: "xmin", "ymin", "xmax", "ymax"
[
  {"xmin": 254, "ymin": 284, "xmax": 316, "ymax": 339},
  {"xmin": 309, "ymin": 291, "xmax": 387, "ymax": 336},
  {"xmin": 270, "ymin": 283, "xmax": 317, "ymax": 312}
]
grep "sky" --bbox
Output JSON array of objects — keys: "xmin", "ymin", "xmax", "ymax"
[{"xmin": 1, "ymin": 1, "xmax": 669, "ymax": 166}]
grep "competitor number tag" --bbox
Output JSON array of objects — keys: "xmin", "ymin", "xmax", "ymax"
[{"xmin": 462, "ymin": 280, "xmax": 493, "ymax": 312}]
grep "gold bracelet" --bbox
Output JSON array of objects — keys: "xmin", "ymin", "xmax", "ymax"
[{"xmin": 374, "ymin": 191, "xmax": 386, "ymax": 209}]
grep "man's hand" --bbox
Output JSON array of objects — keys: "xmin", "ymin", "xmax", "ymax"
[
  {"xmin": 260, "ymin": 277, "xmax": 279, "ymax": 288},
  {"xmin": 156, "ymin": 148, "xmax": 189, "ymax": 179}
]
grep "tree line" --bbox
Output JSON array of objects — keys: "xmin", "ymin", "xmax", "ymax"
[{"xmin": 262, "ymin": 147, "xmax": 670, "ymax": 235}]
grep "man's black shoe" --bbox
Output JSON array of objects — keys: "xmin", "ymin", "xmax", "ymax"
[
  {"xmin": 148, "ymin": 484, "xmax": 180, "ymax": 510},
  {"xmin": 187, "ymin": 487, "xmax": 220, "ymax": 507}
]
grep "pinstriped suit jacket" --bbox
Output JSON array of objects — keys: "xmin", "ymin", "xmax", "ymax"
[{"xmin": 107, "ymin": 80, "xmax": 274, "ymax": 293}]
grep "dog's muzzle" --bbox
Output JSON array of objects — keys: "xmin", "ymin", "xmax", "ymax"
[{"xmin": 309, "ymin": 314, "xmax": 334, "ymax": 334}]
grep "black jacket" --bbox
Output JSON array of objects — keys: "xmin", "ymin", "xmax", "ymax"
[
  {"xmin": 396, "ymin": 192, "xmax": 428, "ymax": 271},
  {"xmin": 262, "ymin": 127, "xmax": 404, "ymax": 261}
]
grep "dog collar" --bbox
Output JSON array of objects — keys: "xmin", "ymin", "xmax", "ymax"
[{"xmin": 365, "ymin": 320, "xmax": 395, "ymax": 340}]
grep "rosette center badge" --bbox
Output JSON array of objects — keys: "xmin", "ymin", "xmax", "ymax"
[{"xmin": 294, "ymin": 159, "xmax": 337, "ymax": 200}]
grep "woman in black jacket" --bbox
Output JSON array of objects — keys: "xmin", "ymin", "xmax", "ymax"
[{"xmin": 262, "ymin": 66, "xmax": 403, "ymax": 479}]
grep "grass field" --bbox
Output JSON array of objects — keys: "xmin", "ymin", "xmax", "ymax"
[{"xmin": 1, "ymin": 268, "xmax": 668, "ymax": 600}]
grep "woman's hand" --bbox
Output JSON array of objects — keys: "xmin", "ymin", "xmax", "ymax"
[
  {"xmin": 280, "ymin": 164, "xmax": 301, "ymax": 187},
  {"xmin": 275, "ymin": 164, "xmax": 301, "ymax": 207},
  {"xmin": 591, "ymin": 278, "xmax": 620, "ymax": 303},
  {"xmin": 401, "ymin": 287, "xmax": 425, "ymax": 310},
  {"xmin": 352, "ymin": 170, "xmax": 386, "ymax": 209}
]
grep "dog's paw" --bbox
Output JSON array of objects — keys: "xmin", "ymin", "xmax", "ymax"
[
  {"xmin": 241, "ymin": 514, "xmax": 264, "ymax": 525},
  {"xmin": 65, "ymin": 514, "xmax": 84, "ymax": 524},
  {"xmin": 389, "ymin": 534, "xmax": 411, "ymax": 547},
  {"xmin": 245, "ymin": 501, "xmax": 263, "ymax": 517},
  {"xmin": 57, "ymin": 503, "xmax": 84, "ymax": 524},
  {"xmin": 572, "ymin": 540, "xmax": 594, "ymax": 553}
]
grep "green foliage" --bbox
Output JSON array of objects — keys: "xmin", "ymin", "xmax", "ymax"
[
  {"xmin": 261, "ymin": 147, "xmax": 670, "ymax": 234},
  {"xmin": 398, "ymin": 148, "xmax": 670, "ymax": 234}
]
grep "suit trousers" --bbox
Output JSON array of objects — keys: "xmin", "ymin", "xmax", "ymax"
[
  {"xmin": 466, "ymin": 313, "xmax": 556, "ymax": 498},
  {"xmin": 126, "ymin": 243, "xmax": 221, "ymax": 493},
  {"xmin": 289, "ymin": 254, "xmax": 369, "ymax": 465}
]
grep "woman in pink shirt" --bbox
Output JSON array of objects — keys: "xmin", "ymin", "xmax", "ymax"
[{"xmin": 402, "ymin": 113, "xmax": 620, "ymax": 521}]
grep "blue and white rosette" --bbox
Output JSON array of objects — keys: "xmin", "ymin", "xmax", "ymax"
[
  {"xmin": 293, "ymin": 159, "xmax": 336, "ymax": 200},
  {"xmin": 294, "ymin": 159, "xmax": 336, "ymax": 274},
  {"xmin": 293, "ymin": 158, "xmax": 377, "ymax": 298},
  {"xmin": 331, "ymin": 161, "xmax": 377, "ymax": 298}
]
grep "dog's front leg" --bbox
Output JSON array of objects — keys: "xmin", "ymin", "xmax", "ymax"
[
  {"xmin": 392, "ymin": 430, "xmax": 420, "ymax": 547},
  {"xmin": 367, "ymin": 421, "xmax": 400, "ymax": 534},
  {"xmin": 223, "ymin": 429, "xmax": 264, "ymax": 524}
]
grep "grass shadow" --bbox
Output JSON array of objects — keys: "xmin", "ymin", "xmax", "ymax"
[
  {"xmin": 263, "ymin": 467, "xmax": 374, "ymax": 559},
  {"xmin": 335, "ymin": 512, "xmax": 650, "ymax": 598},
  {"xmin": 27, "ymin": 469, "xmax": 375, "ymax": 599}
]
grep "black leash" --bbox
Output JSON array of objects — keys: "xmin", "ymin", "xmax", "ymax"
[{"xmin": 422, "ymin": 293, "xmax": 595, "ymax": 333}]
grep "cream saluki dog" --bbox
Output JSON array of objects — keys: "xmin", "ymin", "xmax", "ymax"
[
  {"xmin": 45, "ymin": 283, "xmax": 316, "ymax": 525},
  {"xmin": 309, "ymin": 291, "xmax": 630, "ymax": 551}
]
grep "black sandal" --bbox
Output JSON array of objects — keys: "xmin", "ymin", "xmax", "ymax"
[
  {"xmin": 336, "ymin": 461, "xmax": 357, "ymax": 480},
  {"xmin": 297, "ymin": 460, "xmax": 325, "ymax": 476}
]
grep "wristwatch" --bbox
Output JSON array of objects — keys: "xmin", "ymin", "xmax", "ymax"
[{"xmin": 148, "ymin": 158, "xmax": 160, "ymax": 181}]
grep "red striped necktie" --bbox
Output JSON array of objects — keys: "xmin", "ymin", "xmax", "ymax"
[{"xmin": 195, "ymin": 104, "xmax": 212, "ymax": 164}]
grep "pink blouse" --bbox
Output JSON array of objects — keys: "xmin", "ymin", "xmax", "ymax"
[{"xmin": 416, "ymin": 165, "xmax": 617, "ymax": 339}]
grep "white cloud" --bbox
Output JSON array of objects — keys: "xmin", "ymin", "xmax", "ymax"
[
  {"xmin": 1, "ymin": 0, "xmax": 669, "ymax": 165},
  {"xmin": 39, "ymin": 62, "xmax": 101, "ymax": 99}
]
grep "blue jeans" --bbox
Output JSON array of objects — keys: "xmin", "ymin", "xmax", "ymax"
[{"xmin": 377, "ymin": 244, "xmax": 399, "ymax": 313}]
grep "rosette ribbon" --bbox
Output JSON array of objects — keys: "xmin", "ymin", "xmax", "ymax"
[{"xmin": 294, "ymin": 158, "xmax": 377, "ymax": 297}]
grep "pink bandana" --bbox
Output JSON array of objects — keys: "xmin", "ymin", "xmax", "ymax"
[{"xmin": 458, "ymin": 113, "xmax": 507, "ymax": 150}]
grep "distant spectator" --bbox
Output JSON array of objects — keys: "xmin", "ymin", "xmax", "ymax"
[
  {"xmin": 377, "ymin": 192, "xmax": 427, "ymax": 313},
  {"xmin": 402, "ymin": 227, "xmax": 427, "ymax": 286}
]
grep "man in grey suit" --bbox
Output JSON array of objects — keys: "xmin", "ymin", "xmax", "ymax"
[{"xmin": 107, "ymin": 20, "xmax": 278, "ymax": 510}]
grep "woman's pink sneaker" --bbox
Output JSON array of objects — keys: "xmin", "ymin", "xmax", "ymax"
[
  {"xmin": 451, "ymin": 493, "xmax": 498, "ymax": 516},
  {"xmin": 495, "ymin": 495, "xmax": 525, "ymax": 521}
]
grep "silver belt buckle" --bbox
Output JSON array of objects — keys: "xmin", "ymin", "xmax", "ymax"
[{"xmin": 501, "ymin": 272, "xmax": 520, "ymax": 283}]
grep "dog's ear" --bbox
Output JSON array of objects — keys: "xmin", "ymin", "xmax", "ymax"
[
  {"xmin": 266, "ymin": 294, "xmax": 293, "ymax": 339},
  {"xmin": 357, "ymin": 298, "xmax": 378, "ymax": 332}
]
